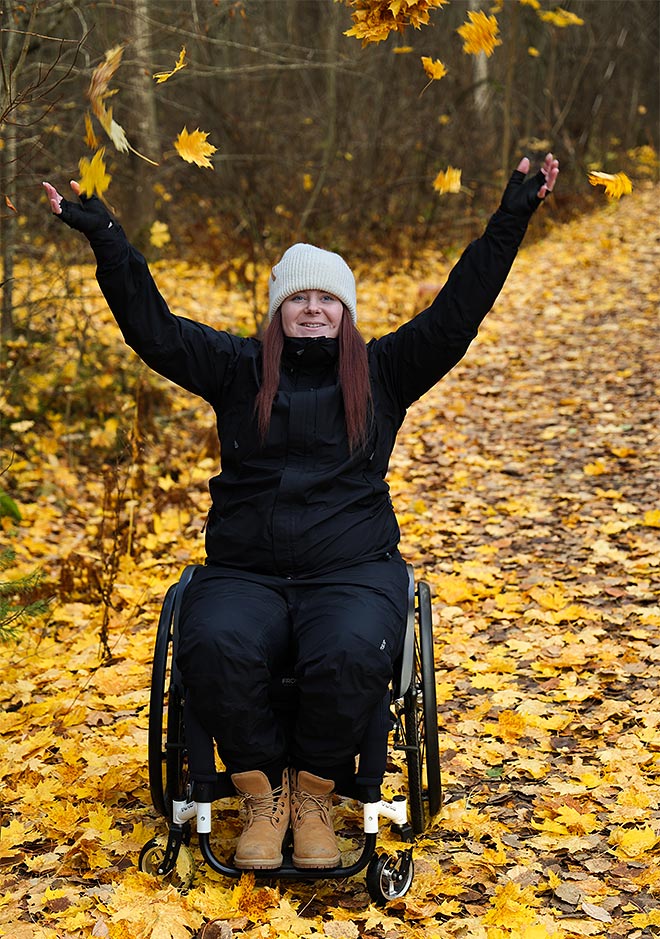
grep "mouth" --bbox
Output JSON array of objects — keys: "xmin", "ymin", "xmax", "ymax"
[{"xmin": 299, "ymin": 322, "xmax": 327, "ymax": 329}]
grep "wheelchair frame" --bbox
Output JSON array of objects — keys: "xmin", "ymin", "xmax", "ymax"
[{"xmin": 140, "ymin": 564, "xmax": 441, "ymax": 904}]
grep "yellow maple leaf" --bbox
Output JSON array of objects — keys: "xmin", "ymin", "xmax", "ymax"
[
  {"xmin": 87, "ymin": 45, "xmax": 126, "ymax": 149},
  {"xmin": 588, "ymin": 170, "xmax": 633, "ymax": 199},
  {"xmin": 87, "ymin": 45, "xmax": 158, "ymax": 165},
  {"xmin": 174, "ymin": 126, "xmax": 218, "ymax": 169},
  {"xmin": 150, "ymin": 220, "xmax": 171, "ymax": 248},
  {"xmin": 539, "ymin": 8, "xmax": 585, "ymax": 27},
  {"xmin": 609, "ymin": 825, "xmax": 659, "ymax": 858},
  {"xmin": 457, "ymin": 10, "xmax": 502, "ymax": 57},
  {"xmin": 483, "ymin": 880, "xmax": 540, "ymax": 929},
  {"xmin": 632, "ymin": 909, "xmax": 660, "ymax": 929},
  {"xmin": 583, "ymin": 458, "xmax": 609, "ymax": 475},
  {"xmin": 643, "ymin": 508, "xmax": 660, "ymax": 528},
  {"xmin": 433, "ymin": 166, "xmax": 462, "ymax": 194},
  {"xmin": 431, "ymin": 572, "xmax": 475, "ymax": 603},
  {"xmin": 421, "ymin": 56, "xmax": 448, "ymax": 80},
  {"xmin": 78, "ymin": 148, "xmax": 111, "ymax": 198},
  {"xmin": 554, "ymin": 804, "xmax": 600, "ymax": 834},
  {"xmin": 84, "ymin": 111, "xmax": 100, "ymax": 150},
  {"xmin": 498, "ymin": 709, "xmax": 527, "ymax": 742},
  {"xmin": 528, "ymin": 583, "xmax": 568, "ymax": 610},
  {"xmin": 343, "ymin": 0, "xmax": 449, "ymax": 46},
  {"xmin": 0, "ymin": 818, "xmax": 33, "ymax": 859},
  {"xmin": 153, "ymin": 45, "xmax": 187, "ymax": 83}
]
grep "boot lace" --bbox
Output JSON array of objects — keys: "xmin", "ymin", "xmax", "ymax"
[
  {"xmin": 292, "ymin": 791, "xmax": 332, "ymax": 827},
  {"xmin": 242, "ymin": 785, "xmax": 286, "ymax": 827}
]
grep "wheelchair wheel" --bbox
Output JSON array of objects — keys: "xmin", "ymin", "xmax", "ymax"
[
  {"xmin": 148, "ymin": 582, "xmax": 187, "ymax": 818},
  {"xmin": 403, "ymin": 580, "xmax": 442, "ymax": 834},
  {"xmin": 138, "ymin": 835, "xmax": 195, "ymax": 890},
  {"xmin": 366, "ymin": 850, "xmax": 414, "ymax": 905}
]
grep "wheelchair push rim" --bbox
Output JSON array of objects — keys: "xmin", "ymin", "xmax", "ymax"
[
  {"xmin": 148, "ymin": 580, "xmax": 188, "ymax": 818},
  {"xmin": 403, "ymin": 579, "xmax": 442, "ymax": 834}
]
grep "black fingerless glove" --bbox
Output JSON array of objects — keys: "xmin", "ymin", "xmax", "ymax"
[
  {"xmin": 58, "ymin": 193, "xmax": 123, "ymax": 248},
  {"xmin": 499, "ymin": 167, "xmax": 546, "ymax": 217}
]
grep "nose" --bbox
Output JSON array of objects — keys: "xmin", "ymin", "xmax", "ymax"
[{"xmin": 304, "ymin": 295, "xmax": 322, "ymax": 313}]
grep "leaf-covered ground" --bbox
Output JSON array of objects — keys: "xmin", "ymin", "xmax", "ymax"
[{"xmin": 1, "ymin": 183, "xmax": 659, "ymax": 939}]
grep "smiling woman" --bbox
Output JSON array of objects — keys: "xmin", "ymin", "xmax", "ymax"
[{"xmin": 42, "ymin": 152, "xmax": 558, "ymax": 872}]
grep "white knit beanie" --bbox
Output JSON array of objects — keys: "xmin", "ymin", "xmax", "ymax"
[{"xmin": 268, "ymin": 243, "xmax": 357, "ymax": 323}]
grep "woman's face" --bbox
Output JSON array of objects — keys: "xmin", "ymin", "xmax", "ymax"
[{"xmin": 280, "ymin": 290, "xmax": 344, "ymax": 339}]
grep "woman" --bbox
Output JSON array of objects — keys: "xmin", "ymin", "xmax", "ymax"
[{"xmin": 43, "ymin": 152, "xmax": 559, "ymax": 871}]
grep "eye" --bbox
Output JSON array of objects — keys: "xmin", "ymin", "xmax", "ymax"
[{"xmin": 322, "ymin": 294, "xmax": 337, "ymax": 303}]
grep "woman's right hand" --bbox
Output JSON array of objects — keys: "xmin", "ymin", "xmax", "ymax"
[{"xmin": 42, "ymin": 180, "xmax": 119, "ymax": 238}]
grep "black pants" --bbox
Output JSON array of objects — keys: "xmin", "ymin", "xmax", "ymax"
[{"xmin": 176, "ymin": 553, "xmax": 409, "ymax": 785}]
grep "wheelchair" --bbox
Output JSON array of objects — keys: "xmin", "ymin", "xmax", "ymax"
[{"xmin": 139, "ymin": 564, "xmax": 442, "ymax": 905}]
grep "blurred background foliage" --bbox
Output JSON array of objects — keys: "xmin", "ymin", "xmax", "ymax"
[{"xmin": 0, "ymin": 1, "xmax": 657, "ymax": 284}]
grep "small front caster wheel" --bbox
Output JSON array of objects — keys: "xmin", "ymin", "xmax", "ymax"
[
  {"xmin": 366, "ymin": 850, "xmax": 414, "ymax": 905},
  {"xmin": 139, "ymin": 835, "xmax": 195, "ymax": 890}
]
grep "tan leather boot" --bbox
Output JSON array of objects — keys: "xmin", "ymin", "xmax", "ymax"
[
  {"xmin": 290, "ymin": 770, "xmax": 341, "ymax": 869},
  {"xmin": 231, "ymin": 769, "xmax": 290, "ymax": 869}
]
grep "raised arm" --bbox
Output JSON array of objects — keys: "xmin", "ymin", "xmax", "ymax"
[
  {"xmin": 371, "ymin": 153, "xmax": 560, "ymax": 411},
  {"xmin": 43, "ymin": 181, "xmax": 242, "ymax": 404}
]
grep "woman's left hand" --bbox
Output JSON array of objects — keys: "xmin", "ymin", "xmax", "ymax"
[{"xmin": 500, "ymin": 152, "xmax": 560, "ymax": 216}]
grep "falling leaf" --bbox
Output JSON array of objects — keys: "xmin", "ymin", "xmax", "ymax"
[
  {"xmin": 539, "ymin": 8, "xmax": 585, "ymax": 27},
  {"xmin": 433, "ymin": 166, "xmax": 462, "ymax": 194},
  {"xmin": 588, "ymin": 171, "xmax": 633, "ymax": 199},
  {"xmin": 174, "ymin": 127, "xmax": 217, "ymax": 169},
  {"xmin": 78, "ymin": 148, "xmax": 111, "ymax": 198},
  {"xmin": 86, "ymin": 46, "xmax": 126, "ymax": 149},
  {"xmin": 4, "ymin": 194, "xmax": 17, "ymax": 213},
  {"xmin": 87, "ymin": 45, "xmax": 158, "ymax": 165},
  {"xmin": 153, "ymin": 46, "xmax": 187, "ymax": 84},
  {"xmin": 84, "ymin": 112, "xmax": 100, "ymax": 150},
  {"xmin": 343, "ymin": 0, "xmax": 449, "ymax": 46},
  {"xmin": 528, "ymin": 46, "xmax": 540, "ymax": 57},
  {"xmin": 457, "ymin": 10, "xmax": 502, "ymax": 57},
  {"xmin": 421, "ymin": 56, "xmax": 448, "ymax": 80}
]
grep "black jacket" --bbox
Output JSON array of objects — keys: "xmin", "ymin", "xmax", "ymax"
[{"xmin": 94, "ymin": 207, "xmax": 531, "ymax": 577}]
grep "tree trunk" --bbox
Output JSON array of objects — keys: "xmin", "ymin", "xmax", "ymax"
[
  {"xmin": 127, "ymin": 0, "xmax": 158, "ymax": 248},
  {"xmin": 0, "ymin": 3, "xmax": 23, "ymax": 339},
  {"xmin": 468, "ymin": 0, "xmax": 491, "ymax": 124},
  {"xmin": 0, "ymin": 124, "xmax": 17, "ymax": 339}
]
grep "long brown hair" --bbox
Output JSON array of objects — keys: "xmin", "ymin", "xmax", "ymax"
[{"xmin": 255, "ymin": 309, "xmax": 372, "ymax": 452}]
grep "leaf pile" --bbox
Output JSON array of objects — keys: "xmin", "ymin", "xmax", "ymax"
[{"xmin": 1, "ymin": 183, "xmax": 659, "ymax": 938}]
